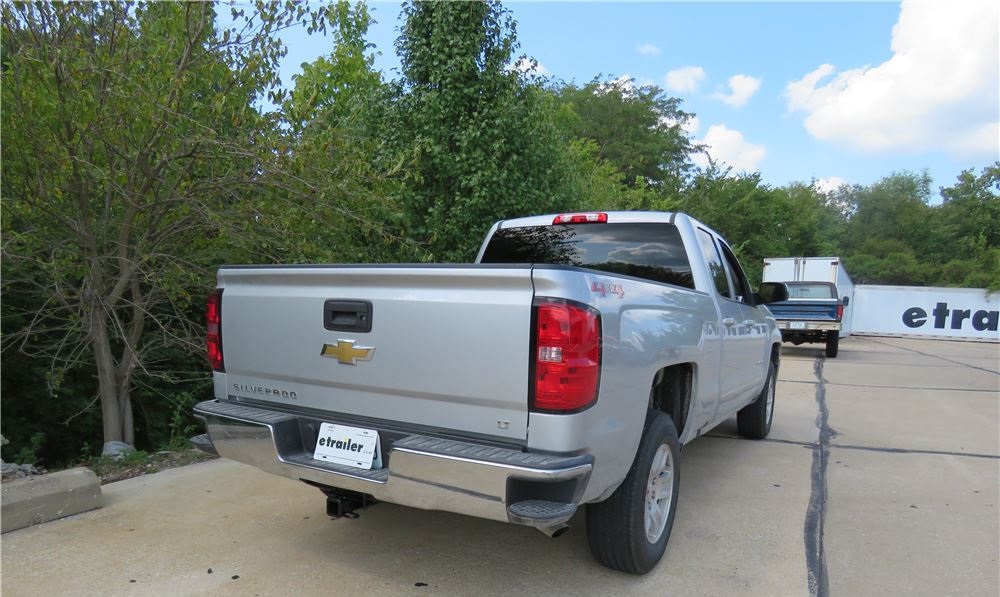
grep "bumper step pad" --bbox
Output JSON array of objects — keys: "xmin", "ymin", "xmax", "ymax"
[
  {"xmin": 393, "ymin": 435, "xmax": 591, "ymax": 470},
  {"xmin": 190, "ymin": 433, "xmax": 218, "ymax": 456},
  {"xmin": 508, "ymin": 500, "xmax": 577, "ymax": 522},
  {"xmin": 194, "ymin": 399, "xmax": 296, "ymax": 425}
]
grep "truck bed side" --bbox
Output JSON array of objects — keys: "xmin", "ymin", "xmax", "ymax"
[{"xmin": 526, "ymin": 265, "xmax": 720, "ymax": 501}]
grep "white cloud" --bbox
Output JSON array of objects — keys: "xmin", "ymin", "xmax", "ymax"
[
  {"xmin": 665, "ymin": 66, "xmax": 706, "ymax": 94},
  {"xmin": 814, "ymin": 177, "xmax": 848, "ymax": 194},
  {"xmin": 945, "ymin": 122, "xmax": 1000, "ymax": 155},
  {"xmin": 510, "ymin": 57, "xmax": 550, "ymax": 76},
  {"xmin": 692, "ymin": 124, "xmax": 766, "ymax": 172},
  {"xmin": 682, "ymin": 115, "xmax": 700, "ymax": 136},
  {"xmin": 712, "ymin": 74, "xmax": 762, "ymax": 108},
  {"xmin": 785, "ymin": 0, "xmax": 999, "ymax": 156},
  {"xmin": 636, "ymin": 43, "xmax": 661, "ymax": 56}
]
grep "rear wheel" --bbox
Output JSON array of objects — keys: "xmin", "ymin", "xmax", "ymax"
[
  {"xmin": 737, "ymin": 361, "xmax": 776, "ymax": 439},
  {"xmin": 586, "ymin": 411, "xmax": 680, "ymax": 574},
  {"xmin": 825, "ymin": 333, "xmax": 840, "ymax": 358}
]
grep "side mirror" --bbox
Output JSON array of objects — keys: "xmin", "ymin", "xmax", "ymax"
[
  {"xmin": 758, "ymin": 282, "xmax": 789, "ymax": 304},
  {"xmin": 842, "ymin": 296, "xmax": 850, "ymax": 306}
]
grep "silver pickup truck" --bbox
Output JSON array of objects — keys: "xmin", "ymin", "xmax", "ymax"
[{"xmin": 193, "ymin": 211, "xmax": 783, "ymax": 574}]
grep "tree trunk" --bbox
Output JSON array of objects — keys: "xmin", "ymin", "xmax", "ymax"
[
  {"xmin": 115, "ymin": 292, "xmax": 146, "ymax": 448},
  {"xmin": 120, "ymin": 389, "xmax": 135, "ymax": 446},
  {"xmin": 116, "ymin": 346, "xmax": 140, "ymax": 448},
  {"xmin": 89, "ymin": 298, "xmax": 129, "ymax": 446}
]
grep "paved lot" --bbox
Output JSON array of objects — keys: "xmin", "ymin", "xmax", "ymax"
[{"xmin": 2, "ymin": 337, "xmax": 997, "ymax": 597}]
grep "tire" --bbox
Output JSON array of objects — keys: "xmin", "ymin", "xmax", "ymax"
[
  {"xmin": 825, "ymin": 333, "xmax": 840, "ymax": 358},
  {"xmin": 586, "ymin": 411, "xmax": 681, "ymax": 574},
  {"xmin": 737, "ymin": 361, "xmax": 776, "ymax": 439}
]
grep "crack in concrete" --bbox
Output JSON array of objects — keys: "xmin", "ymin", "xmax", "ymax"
[
  {"xmin": 869, "ymin": 338, "xmax": 999, "ymax": 376},
  {"xmin": 805, "ymin": 357, "xmax": 835, "ymax": 597},
  {"xmin": 778, "ymin": 378, "xmax": 997, "ymax": 393},
  {"xmin": 704, "ymin": 434, "xmax": 1000, "ymax": 460},
  {"xmin": 831, "ymin": 443, "xmax": 999, "ymax": 460}
]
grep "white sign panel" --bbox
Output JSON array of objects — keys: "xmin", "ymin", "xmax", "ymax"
[
  {"xmin": 313, "ymin": 423, "xmax": 382, "ymax": 470},
  {"xmin": 851, "ymin": 285, "xmax": 1000, "ymax": 341}
]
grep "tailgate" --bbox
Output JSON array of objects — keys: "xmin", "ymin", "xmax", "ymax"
[
  {"xmin": 217, "ymin": 266, "xmax": 534, "ymax": 441},
  {"xmin": 768, "ymin": 300, "xmax": 839, "ymax": 321}
]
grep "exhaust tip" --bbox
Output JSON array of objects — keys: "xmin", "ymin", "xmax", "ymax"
[{"xmin": 539, "ymin": 523, "xmax": 570, "ymax": 538}]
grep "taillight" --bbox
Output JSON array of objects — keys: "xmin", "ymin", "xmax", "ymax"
[
  {"xmin": 552, "ymin": 212, "xmax": 608, "ymax": 224},
  {"xmin": 532, "ymin": 299, "xmax": 601, "ymax": 413},
  {"xmin": 836, "ymin": 304, "xmax": 844, "ymax": 320},
  {"xmin": 206, "ymin": 289, "xmax": 224, "ymax": 372}
]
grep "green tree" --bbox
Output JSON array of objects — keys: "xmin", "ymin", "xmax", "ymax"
[
  {"xmin": 838, "ymin": 172, "xmax": 935, "ymax": 284},
  {"xmin": 832, "ymin": 168, "xmax": 999, "ymax": 288},
  {"xmin": 677, "ymin": 168, "xmax": 844, "ymax": 286},
  {"xmin": 1, "ymin": 2, "xmax": 322, "ymax": 452},
  {"xmin": 559, "ymin": 138, "xmax": 657, "ymax": 212},
  {"xmin": 393, "ymin": 0, "xmax": 573, "ymax": 261},
  {"xmin": 270, "ymin": 1, "xmax": 418, "ymax": 264},
  {"xmin": 843, "ymin": 172, "xmax": 934, "ymax": 253},
  {"xmin": 555, "ymin": 76, "xmax": 697, "ymax": 194},
  {"xmin": 935, "ymin": 164, "xmax": 1000, "ymax": 288}
]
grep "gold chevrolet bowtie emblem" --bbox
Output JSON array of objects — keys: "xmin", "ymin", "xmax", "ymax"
[{"xmin": 321, "ymin": 340, "xmax": 375, "ymax": 365}]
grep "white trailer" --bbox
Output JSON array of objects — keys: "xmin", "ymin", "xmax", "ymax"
[
  {"xmin": 762, "ymin": 257, "xmax": 855, "ymax": 336},
  {"xmin": 850, "ymin": 285, "xmax": 999, "ymax": 341}
]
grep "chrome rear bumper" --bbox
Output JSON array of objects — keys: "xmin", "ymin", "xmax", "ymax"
[{"xmin": 193, "ymin": 400, "xmax": 592, "ymax": 533}]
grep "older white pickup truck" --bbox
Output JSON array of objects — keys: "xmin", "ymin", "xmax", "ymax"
[{"xmin": 193, "ymin": 211, "xmax": 784, "ymax": 574}]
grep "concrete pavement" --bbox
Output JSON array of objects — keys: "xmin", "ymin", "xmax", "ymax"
[{"xmin": 1, "ymin": 337, "xmax": 997, "ymax": 597}]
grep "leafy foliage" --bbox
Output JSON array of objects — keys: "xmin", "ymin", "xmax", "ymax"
[
  {"xmin": 393, "ymin": 0, "xmax": 574, "ymax": 261},
  {"xmin": 1, "ymin": 1, "xmax": 328, "ymax": 455},
  {"xmin": 271, "ymin": 1, "xmax": 417, "ymax": 264},
  {"xmin": 835, "ymin": 167, "xmax": 1000, "ymax": 288},
  {"xmin": 555, "ymin": 76, "xmax": 697, "ymax": 192},
  {"xmin": 676, "ymin": 168, "xmax": 843, "ymax": 286}
]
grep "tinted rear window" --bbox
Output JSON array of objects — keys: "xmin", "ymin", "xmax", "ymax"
[
  {"xmin": 787, "ymin": 283, "xmax": 836, "ymax": 299},
  {"xmin": 480, "ymin": 223, "xmax": 694, "ymax": 289}
]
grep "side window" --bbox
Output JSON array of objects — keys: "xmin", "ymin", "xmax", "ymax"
[
  {"xmin": 719, "ymin": 242, "xmax": 752, "ymax": 303},
  {"xmin": 696, "ymin": 229, "xmax": 730, "ymax": 297}
]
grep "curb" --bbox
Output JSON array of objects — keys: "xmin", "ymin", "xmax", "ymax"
[{"xmin": 1, "ymin": 468, "xmax": 102, "ymax": 533}]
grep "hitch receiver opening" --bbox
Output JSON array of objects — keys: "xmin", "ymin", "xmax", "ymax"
[{"xmin": 320, "ymin": 487, "xmax": 377, "ymax": 519}]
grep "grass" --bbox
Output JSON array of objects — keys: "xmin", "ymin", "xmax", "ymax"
[{"xmin": 79, "ymin": 446, "xmax": 216, "ymax": 485}]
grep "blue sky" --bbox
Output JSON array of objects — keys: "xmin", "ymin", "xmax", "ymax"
[{"xmin": 277, "ymin": 1, "xmax": 999, "ymax": 194}]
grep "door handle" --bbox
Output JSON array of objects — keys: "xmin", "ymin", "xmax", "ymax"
[
  {"xmin": 743, "ymin": 319, "xmax": 756, "ymax": 326},
  {"xmin": 324, "ymin": 300, "xmax": 373, "ymax": 333},
  {"xmin": 723, "ymin": 317, "xmax": 736, "ymax": 326}
]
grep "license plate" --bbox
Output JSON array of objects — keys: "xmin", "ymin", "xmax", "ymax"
[
  {"xmin": 789, "ymin": 321, "xmax": 806, "ymax": 330},
  {"xmin": 313, "ymin": 423, "xmax": 382, "ymax": 470}
]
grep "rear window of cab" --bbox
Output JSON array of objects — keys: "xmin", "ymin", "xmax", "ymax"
[
  {"xmin": 786, "ymin": 283, "xmax": 837, "ymax": 299},
  {"xmin": 480, "ymin": 222, "xmax": 695, "ymax": 289}
]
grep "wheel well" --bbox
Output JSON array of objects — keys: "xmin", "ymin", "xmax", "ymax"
[
  {"xmin": 650, "ymin": 363, "xmax": 693, "ymax": 438},
  {"xmin": 770, "ymin": 343, "xmax": 781, "ymax": 368}
]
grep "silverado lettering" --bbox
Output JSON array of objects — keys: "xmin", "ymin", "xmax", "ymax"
[{"xmin": 231, "ymin": 383, "xmax": 297, "ymax": 399}]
